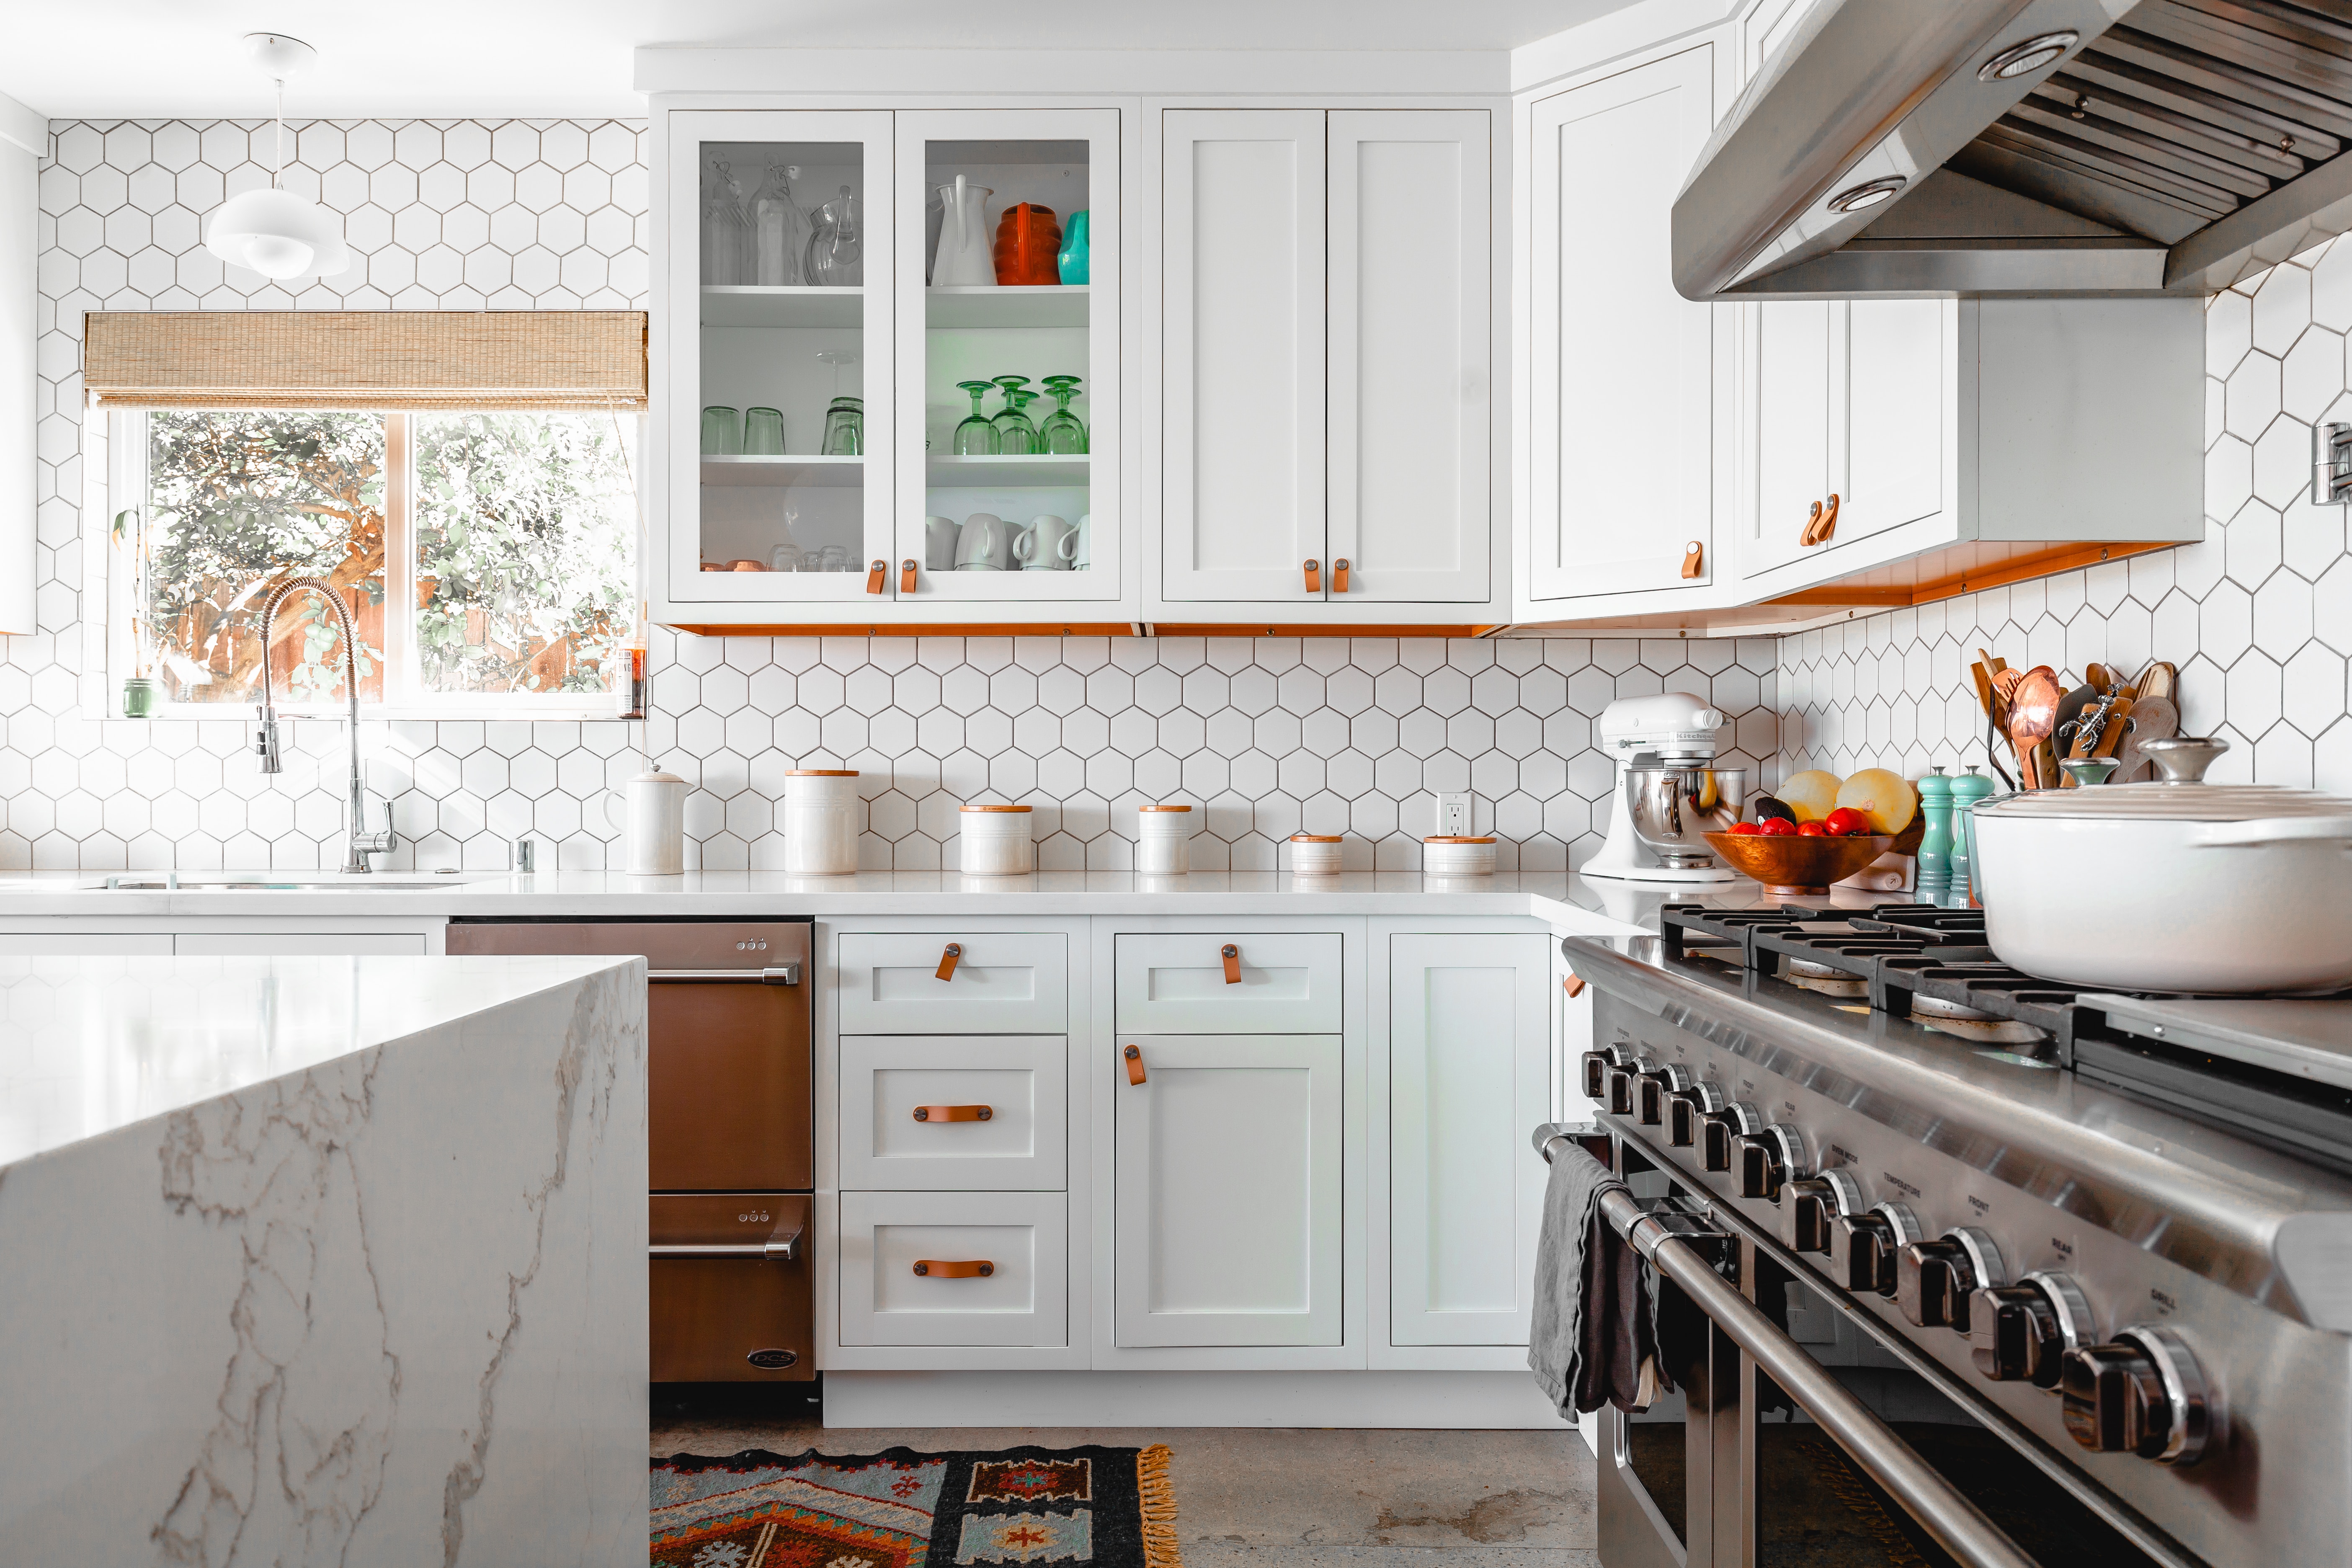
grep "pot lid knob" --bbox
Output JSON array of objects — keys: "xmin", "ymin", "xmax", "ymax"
[{"xmin": 2143, "ymin": 735, "xmax": 2228, "ymax": 785}]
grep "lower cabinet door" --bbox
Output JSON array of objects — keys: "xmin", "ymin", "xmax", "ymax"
[
  {"xmin": 838, "ymin": 1190, "xmax": 1068, "ymax": 1347},
  {"xmin": 838, "ymin": 1034, "xmax": 1067, "ymax": 1190},
  {"xmin": 1387, "ymin": 933, "xmax": 1551, "ymax": 1346},
  {"xmin": 1113, "ymin": 1033, "xmax": 1343, "ymax": 1347}
]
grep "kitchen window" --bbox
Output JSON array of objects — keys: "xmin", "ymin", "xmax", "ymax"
[{"xmin": 84, "ymin": 309, "xmax": 647, "ymax": 717}]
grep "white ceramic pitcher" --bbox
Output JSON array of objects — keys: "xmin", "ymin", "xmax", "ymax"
[
  {"xmin": 602, "ymin": 765, "xmax": 686, "ymax": 875},
  {"xmin": 932, "ymin": 176, "xmax": 996, "ymax": 287}
]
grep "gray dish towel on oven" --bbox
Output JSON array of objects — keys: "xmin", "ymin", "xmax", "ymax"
[{"xmin": 1528, "ymin": 1139, "xmax": 1659, "ymax": 1416}]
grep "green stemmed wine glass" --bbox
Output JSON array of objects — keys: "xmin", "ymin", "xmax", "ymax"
[
  {"xmin": 1039, "ymin": 374, "xmax": 1087, "ymax": 454},
  {"xmin": 995, "ymin": 384, "xmax": 1041, "ymax": 455},
  {"xmin": 953, "ymin": 380, "xmax": 1001, "ymax": 455}
]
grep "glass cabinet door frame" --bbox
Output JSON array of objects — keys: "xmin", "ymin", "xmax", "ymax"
[
  {"xmin": 662, "ymin": 108, "xmax": 897, "ymax": 606},
  {"xmin": 891, "ymin": 107, "xmax": 1122, "ymax": 604}
]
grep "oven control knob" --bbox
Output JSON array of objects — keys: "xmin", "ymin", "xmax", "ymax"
[
  {"xmin": 1668, "ymin": 1081, "xmax": 1729, "ymax": 1148},
  {"xmin": 1897, "ymin": 1228, "xmax": 2005, "ymax": 1331},
  {"xmin": 1829, "ymin": 1202, "xmax": 1921, "ymax": 1296},
  {"xmin": 1580, "ymin": 1047, "xmax": 1621, "ymax": 1101},
  {"xmin": 2060, "ymin": 1326, "xmax": 2211, "ymax": 1465},
  {"xmin": 1734, "ymin": 1124, "xmax": 1808, "ymax": 1202},
  {"xmin": 1638, "ymin": 1064, "xmax": 1693, "ymax": 1126},
  {"xmin": 1970, "ymin": 1272, "xmax": 2093, "ymax": 1387},
  {"xmin": 1702, "ymin": 1102, "xmax": 1764, "ymax": 1173},
  {"xmin": 1781, "ymin": 1169, "xmax": 1863, "ymax": 1253}
]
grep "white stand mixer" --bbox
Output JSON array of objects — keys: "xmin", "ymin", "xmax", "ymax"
[{"xmin": 1581, "ymin": 692, "xmax": 1745, "ymax": 884}]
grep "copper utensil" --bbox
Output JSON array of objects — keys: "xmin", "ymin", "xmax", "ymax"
[{"xmin": 2008, "ymin": 666, "xmax": 2062, "ymax": 789}]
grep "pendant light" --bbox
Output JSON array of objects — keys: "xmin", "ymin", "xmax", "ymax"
[{"xmin": 203, "ymin": 33, "xmax": 350, "ymax": 282}]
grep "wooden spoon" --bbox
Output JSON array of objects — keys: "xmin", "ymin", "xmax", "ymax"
[{"xmin": 2112, "ymin": 694, "xmax": 2178, "ymax": 782}]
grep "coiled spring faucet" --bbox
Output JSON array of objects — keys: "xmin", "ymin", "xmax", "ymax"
[{"xmin": 252, "ymin": 577, "xmax": 398, "ymax": 874}]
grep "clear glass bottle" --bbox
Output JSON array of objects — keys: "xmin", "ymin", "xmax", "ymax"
[
  {"xmin": 750, "ymin": 163, "xmax": 811, "ymax": 287},
  {"xmin": 701, "ymin": 158, "xmax": 750, "ymax": 286},
  {"xmin": 805, "ymin": 185, "xmax": 863, "ymax": 287}
]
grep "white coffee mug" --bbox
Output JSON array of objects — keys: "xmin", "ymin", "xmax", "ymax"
[
  {"xmin": 1072, "ymin": 514, "xmax": 1091, "ymax": 571},
  {"xmin": 1023, "ymin": 514, "xmax": 1076, "ymax": 571},
  {"xmin": 956, "ymin": 513, "xmax": 1010, "ymax": 571},
  {"xmin": 601, "ymin": 766, "xmax": 686, "ymax": 875},
  {"xmin": 924, "ymin": 515, "xmax": 959, "ymax": 571}
]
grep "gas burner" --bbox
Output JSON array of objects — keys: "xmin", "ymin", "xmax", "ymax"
[
  {"xmin": 1906, "ymin": 991, "xmax": 2055, "ymax": 1052},
  {"xmin": 1780, "ymin": 955, "xmax": 1869, "ymax": 998}
]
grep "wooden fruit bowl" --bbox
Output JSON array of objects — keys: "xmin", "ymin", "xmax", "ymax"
[{"xmin": 1703, "ymin": 831, "xmax": 1895, "ymax": 896}]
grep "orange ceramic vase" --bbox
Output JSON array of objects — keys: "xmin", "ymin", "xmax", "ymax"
[{"xmin": 993, "ymin": 203, "xmax": 1063, "ymax": 285}]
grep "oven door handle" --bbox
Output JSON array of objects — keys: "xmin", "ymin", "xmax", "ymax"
[
  {"xmin": 647, "ymin": 966, "xmax": 802, "ymax": 985},
  {"xmin": 1594, "ymin": 1184, "xmax": 2039, "ymax": 1568},
  {"xmin": 650, "ymin": 1215, "xmax": 804, "ymax": 1264}
]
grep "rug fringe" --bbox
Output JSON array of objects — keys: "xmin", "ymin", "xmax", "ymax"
[{"xmin": 1137, "ymin": 1442, "xmax": 1183, "ymax": 1568}]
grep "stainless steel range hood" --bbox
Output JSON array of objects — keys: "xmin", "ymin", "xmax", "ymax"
[{"xmin": 1674, "ymin": 0, "xmax": 2352, "ymax": 298}]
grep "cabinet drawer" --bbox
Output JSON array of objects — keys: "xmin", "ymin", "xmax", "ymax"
[
  {"xmin": 837, "ymin": 931, "xmax": 1067, "ymax": 1034},
  {"xmin": 1114, "ymin": 931, "xmax": 1342, "ymax": 1033},
  {"xmin": 840, "ymin": 1036, "xmax": 1067, "ymax": 1191},
  {"xmin": 838, "ymin": 1190, "xmax": 1067, "ymax": 1347}
]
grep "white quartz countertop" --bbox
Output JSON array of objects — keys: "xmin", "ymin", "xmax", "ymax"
[{"xmin": 0, "ymin": 952, "xmax": 637, "ymax": 1170}]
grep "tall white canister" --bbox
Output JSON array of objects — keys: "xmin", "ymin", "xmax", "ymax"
[
  {"xmin": 784, "ymin": 769, "xmax": 861, "ymax": 874},
  {"xmin": 605, "ymin": 764, "xmax": 686, "ymax": 875},
  {"xmin": 1136, "ymin": 803, "xmax": 1193, "ymax": 875},
  {"xmin": 959, "ymin": 803, "xmax": 1035, "ymax": 875}
]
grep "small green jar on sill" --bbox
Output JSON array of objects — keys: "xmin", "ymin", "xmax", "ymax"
[{"xmin": 121, "ymin": 676, "xmax": 164, "ymax": 717}]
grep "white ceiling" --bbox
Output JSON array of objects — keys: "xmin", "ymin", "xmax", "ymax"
[{"xmin": 0, "ymin": 0, "xmax": 1642, "ymax": 121}]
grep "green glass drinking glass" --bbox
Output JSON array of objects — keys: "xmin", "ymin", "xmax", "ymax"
[
  {"xmin": 701, "ymin": 405, "xmax": 742, "ymax": 455},
  {"xmin": 1039, "ymin": 375, "xmax": 1087, "ymax": 454},
  {"xmin": 820, "ymin": 396, "xmax": 863, "ymax": 456},
  {"xmin": 744, "ymin": 407, "xmax": 785, "ymax": 455},
  {"xmin": 954, "ymin": 381, "xmax": 1001, "ymax": 455},
  {"xmin": 995, "ymin": 379, "xmax": 1040, "ymax": 455}
]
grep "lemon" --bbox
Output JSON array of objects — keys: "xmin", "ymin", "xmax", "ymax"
[
  {"xmin": 1779, "ymin": 770, "xmax": 1841, "ymax": 823},
  {"xmin": 1836, "ymin": 768, "xmax": 1917, "ymax": 835}
]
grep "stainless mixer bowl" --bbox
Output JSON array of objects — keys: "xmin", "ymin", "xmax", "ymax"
[{"xmin": 1624, "ymin": 765, "xmax": 1747, "ymax": 867}]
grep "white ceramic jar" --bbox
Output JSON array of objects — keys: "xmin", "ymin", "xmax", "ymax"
[
  {"xmin": 784, "ymin": 769, "xmax": 861, "ymax": 874},
  {"xmin": 1137, "ymin": 804, "xmax": 1193, "ymax": 875},
  {"xmin": 603, "ymin": 765, "xmax": 686, "ymax": 875},
  {"xmin": 1289, "ymin": 833, "xmax": 1344, "ymax": 876},
  {"xmin": 1422, "ymin": 835, "xmax": 1497, "ymax": 876},
  {"xmin": 959, "ymin": 803, "xmax": 1035, "ymax": 876}
]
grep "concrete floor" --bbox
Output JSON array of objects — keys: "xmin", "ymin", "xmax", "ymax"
[{"xmin": 652, "ymin": 1395, "xmax": 1600, "ymax": 1568}]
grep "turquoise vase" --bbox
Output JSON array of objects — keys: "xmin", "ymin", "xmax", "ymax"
[{"xmin": 1057, "ymin": 210, "xmax": 1090, "ymax": 285}]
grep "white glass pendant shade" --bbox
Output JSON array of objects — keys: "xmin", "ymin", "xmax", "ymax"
[{"xmin": 205, "ymin": 186, "xmax": 349, "ymax": 281}]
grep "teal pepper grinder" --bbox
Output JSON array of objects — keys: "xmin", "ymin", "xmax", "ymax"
[
  {"xmin": 1916, "ymin": 766, "xmax": 1954, "ymax": 888},
  {"xmin": 1057, "ymin": 209, "xmax": 1090, "ymax": 285},
  {"xmin": 1947, "ymin": 765, "xmax": 1995, "ymax": 906}
]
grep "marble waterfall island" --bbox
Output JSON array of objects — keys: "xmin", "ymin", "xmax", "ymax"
[{"xmin": 0, "ymin": 953, "xmax": 648, "ymax": 1566}]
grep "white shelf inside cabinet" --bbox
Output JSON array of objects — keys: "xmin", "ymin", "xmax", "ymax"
[
  {"xmin": 700, "ymin": 286, "xmax": 864, "ymax": 327},
  {"xmin": 926, "ymin": 285, "xmax": 1088, "ymax": 329},
  {"xmin": 927, "ymin": 455, "xmax": 1088, "ymax": 487},
  {"xmin": 700, "ymin": 455, "xmax": 864, "ymax": 487}
]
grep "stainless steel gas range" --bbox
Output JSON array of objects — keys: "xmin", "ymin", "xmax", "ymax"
[{"xmin": 1554, "ymin": 908, "xmax": 2352, "ymax": 1568}]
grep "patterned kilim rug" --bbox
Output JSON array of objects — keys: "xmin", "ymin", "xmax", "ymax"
[{"xmin": 650, "ymin": 1443, "xmax": 1181, "ymax": 1568}]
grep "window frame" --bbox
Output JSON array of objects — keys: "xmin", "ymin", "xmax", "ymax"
[{"xmin": 100, "ymin": 404, "xmax": 645, "ymax": 721}]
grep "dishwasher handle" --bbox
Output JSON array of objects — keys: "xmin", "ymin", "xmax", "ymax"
[
  {"xmin": 647, "ymin": 965, "xmax": 802, "ymax": 985},
  {"xmin": 649, "ymin": 1210, "xmax": 803, "ymax": 1264}
]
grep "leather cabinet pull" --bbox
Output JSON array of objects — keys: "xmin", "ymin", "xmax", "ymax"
[
  {"xmin": 1332, "ymin": 558, "xmax": 1351, "ymax": 593},
  {"xmin": 1220, "ymin": 943, "xmax": 1241, "ymax": 985},
  {"xmin": 1680, "ymin": 542, "xmax": 1702, "ymax": 579},
  {"xmin": 912, "ymin": 1259, "xmax": 994, "ymax": 1278},
  {"xmin": 936, "ymin": 942, "xmax": 962, "ymax": 980},
  {"xmin": 1815, "ymin": 493, "xmax": 1839, "ymax": 544},
  {"xmin": 865, "ymin": 558, "xmax": 887, "ymax": 593},
  {"xmin": 1562, "ymin": 974, "xmax": 1587, "ymax": 999},
  {"xmin": 900, "ymin": 558, "xmax": 918, "ymax": 593},
  {"xmin": 1124, "ymin": 1043, "xmax": 1146, "ymax": 1086},
  {"xmin": 1303, "ymin": 558, "xmax": 1321, "ymax": 593},
  {"xmin": 1800, "ymin": 500, "xmax": 1823, "ymax": 546},
  {"xmin": 912, "ymin": 1104, "xmax": 993, "ymax": 1122}
]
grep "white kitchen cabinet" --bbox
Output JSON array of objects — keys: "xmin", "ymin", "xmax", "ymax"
[
  {"xmin": 1112, "ymin": 1032, "xmax": 1343, "ymax": 1347},
  {"xmin": 0, "ymin": 933, "xmax": 171, "ymax": 955},
  {"xmin": 1386, "ymin": 934, "xmax": 1550, "ymax": 1347},
  {"xmin": 1521, "ymin": 43, "xmax": 1728, "ymax": 612},
  {"xmin": 172, "ymin": 933, "xmax": 431, "ymax": 955},
  {"xmin": 1112, "ymin": 930, "xmax": 1342, "ymax": 1034},
  {"xmin": 839, "ymin": 1189, "xmax": 1069, "ymax": 1347},
  {"xmin": 840, "ymin": 1034, "xmax": 1067, "ymax": 1191},
  {"xmin": 1159, "ymin": 108, "xmax": 1499, "ymax": 621}
]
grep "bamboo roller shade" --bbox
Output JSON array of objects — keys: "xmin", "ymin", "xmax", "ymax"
[{"xmin": 83, "ymin": 310, "xmax": 648, "ymax": 410}]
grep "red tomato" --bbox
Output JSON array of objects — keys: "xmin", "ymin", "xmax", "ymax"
[
  {"xmin": 1795, "ymin": 820, "xmax": 1828, "ymax": 837},
  {"xmin": 1729, "ymin": 821, "xmax": 1762, "ymax": 836},
  {"xmin": 1823, "ymin": 807, "xmax": 1870, "ymax": 838},
  {"xmin": 1758, "ymin": 816, "xmax": 1796, "ymax": 837}
]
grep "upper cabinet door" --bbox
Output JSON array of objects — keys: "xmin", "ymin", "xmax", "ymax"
[
  {"xmin": 1527, "ymin": 45, "xmax": 1719, "ymax": 601},
  {"xmin": 1327, "ymin": 111, "xmax": 1492, "ymax": 605},
  {"xmin": 893, "ymin": 109, "xmax": 1123, "ymax": 606},
  {"xmin": 1740, "ymin": 299, "xmax": 1836, "ymax": 579},
  {"xmin": 663, "ymin": 109, "xmax": 897, "ymax": 610},
  {"xmin": 1162, "ymin": 110, "xmax": 1328, "ymax": 604},
  {"xmin": 1837, "ymin": 299, "xmax": 1950, "ymax": 548}
]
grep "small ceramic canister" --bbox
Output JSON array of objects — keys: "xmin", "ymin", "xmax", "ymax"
[
  {"xmin": 1137, "ymin": 803, "xmax": 1193, "ymax": 875},
  {"xmin": 1422, "ymin": 835, "xmax": 1497, "ymax": 876},
  {"xmin": 959, "ymin": 803, "xmax": 1034, "ymax": 876},
  {"xmin": 784, "ymin": 769, "xmax": 861, "ymax": 874},
  {"xmin": 1289, "ymin": 833, "xmax": 1344, "ymax": 876}
]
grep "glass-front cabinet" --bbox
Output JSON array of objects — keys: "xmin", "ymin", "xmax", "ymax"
[{"xmin": 658, "ymin": 106, "xmax": 1119, "ymax": 623}]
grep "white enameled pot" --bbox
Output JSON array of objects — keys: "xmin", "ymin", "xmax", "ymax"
[{"xmin": 1969, "ymin": 783, "xmax": 2352, "ymax": 993}]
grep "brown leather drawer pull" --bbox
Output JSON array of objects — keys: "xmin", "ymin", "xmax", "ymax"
[
  {"xmin": 1332, "ymin": 557, "xmax": 1351, "ymax": 593},
  {"xmin": 1562, "ymin": 973, "xmax": 1587, "ymax": 999},
  {"xmin": 866, "ymin": 558, "xmax": 887, "ymax": 593},
  {"xmin": 1124, "ymin": 1043, "xmax": 1146, "ymax": 1086},
  {"xmin": 912, "ymin": 1104, "xmax": 993, "ymax": 1122},
  {"xmin": 936, "ymin": 942, "xmax": 962, "ymax": 980},
  {"xmin": 901, "ymin": 557, "xmax": 918, "ymax": 593},
  {"xmin": 912, "ymin": 1259, "xmax": 994, "ymax": 1278},
  {"xmin": 1220, "ymin": 943, "xmax": 1241, "ymax": 984},
  {"xmin": 1303, "ymin": 558, "xmax": 1321, "ymax": 593},
  {"xmin": 1680, "ymin": 541, "xmax": 1702, "ymax": 579}
]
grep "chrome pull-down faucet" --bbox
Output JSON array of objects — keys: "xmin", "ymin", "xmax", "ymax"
[{"xmin": 251, "ymin": 576, "xmax": 398, "ymax": 874}]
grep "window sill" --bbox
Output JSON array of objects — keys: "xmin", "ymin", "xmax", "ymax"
[{"xmin": 119, "ymin": 706, "xmax": 637, "ymax": 724}]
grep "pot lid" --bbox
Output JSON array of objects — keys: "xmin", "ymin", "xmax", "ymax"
[{"xmin": 1975, "ymin": 783, "xmax": 2352, "ymax": 823}]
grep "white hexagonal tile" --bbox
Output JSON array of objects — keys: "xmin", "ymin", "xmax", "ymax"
[
  {"xmin": 2223, "ymin": 351, "xmax": 2281, "ymax": 441},
  {"xmin": 2253, "ymin": 264, "xmax": 2313, "ymax": 357}
]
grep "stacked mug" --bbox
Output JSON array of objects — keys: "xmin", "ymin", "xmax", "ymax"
[{"xmin": 927, "ymin": 513, "xmax": 1091, "ymax": 573}]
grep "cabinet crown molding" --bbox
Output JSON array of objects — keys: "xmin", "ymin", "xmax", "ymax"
[{"xmin": 637, "ymin": 48, "xmax": 1507, "ymax": 98}]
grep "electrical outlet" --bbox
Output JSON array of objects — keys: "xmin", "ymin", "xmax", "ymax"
[{"xmin": 1435, "ymin": 792, "xmax": 1472, "ymax": 837}]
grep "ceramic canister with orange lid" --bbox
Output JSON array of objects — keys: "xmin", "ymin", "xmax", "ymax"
[
  {"xmin": 959, "ymin": 802, "xmax": 1034, "ymax": 876},
  {"xmin": 784, "ymin": 769, "xmax": 861, "ymax": 874},
  {"xmin": 1137, "ymin": 803, "xmax": 1193, "ymax": 875}
]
